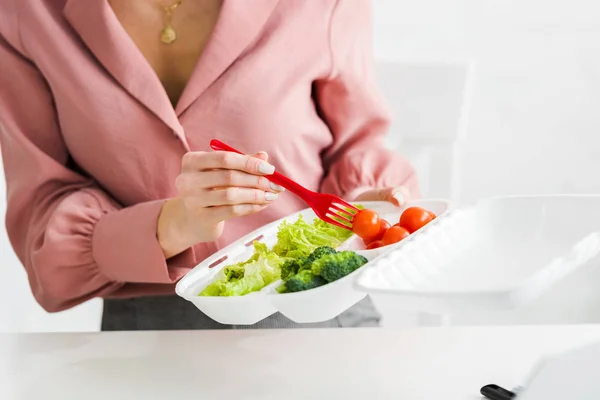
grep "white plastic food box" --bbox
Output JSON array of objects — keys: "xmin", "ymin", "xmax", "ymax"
[
  {"xmin": 355, "ymin": 195, "xmax": 600, "ymax": 315},
  {"xmin": 175, "ymin": 199, "xmax": 451, "ymax": 325}
]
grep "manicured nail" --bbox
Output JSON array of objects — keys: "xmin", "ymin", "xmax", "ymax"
[
  {"xmin": 392, "ymin": 191, "xmax": 405, "ymax": 206},
  {"xmin": 270, "ymin": 182, "xmax": 285, "ymax": 191},
  {"xmin": 258, "ymin": 162, "xmax": 275, "ymax": 175},
  {"xmin": 265, "ymin": 192, "xmax": 279, "ymax": 201}
]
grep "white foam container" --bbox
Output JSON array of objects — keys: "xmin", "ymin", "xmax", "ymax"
[
  {"xmin": 176, "ymin": 199, "xmax": 451, "ymax": 325},
  {"xmin": 355, "ymin": 195, "xmax": 600, "ymax": 315}
]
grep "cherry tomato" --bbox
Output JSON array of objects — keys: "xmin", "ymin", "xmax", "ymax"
[
  {"xmin": 382, "ymin": 226, "xmax": 410, "ymax": 246},
  {"xmin": 375, "ymin": 219, "xmax": 391, "ymax": 239},
  {"xmin": 398, "ymin": 207, "xmax": 436, "ymax": 233},
  {"xmin": 363, "ymin": 219, "xmax": 392, "ymax": 245},
  {"xmin": 352, "ymin": 209, "xmax": 381, "ymax": 240},
  {"xmin": 366, "ymin": 240, "xmax": 384, "ymax": 250}
]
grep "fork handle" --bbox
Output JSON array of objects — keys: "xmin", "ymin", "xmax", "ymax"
[{"xmin": 209, "ymin": 139, "xmax": 311, "ymax": 202}]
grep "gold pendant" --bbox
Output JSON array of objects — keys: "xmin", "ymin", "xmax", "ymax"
[
  {"xmin": 160, "ymin": 0, "xmax": 183, "ymax": 44},
  {"xmin": 161, "ymin": 25, "xmax": 177, "ymax": 44}
]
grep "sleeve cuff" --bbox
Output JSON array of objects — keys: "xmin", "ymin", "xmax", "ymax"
[{"xmin": 91, "ymin": 200, "xmax": 196, "ymax": 284}]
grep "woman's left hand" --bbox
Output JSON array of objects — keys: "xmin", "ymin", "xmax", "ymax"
[{"xmin": 352, "ymin": 186, "xmax": 411, "ymax": 207}]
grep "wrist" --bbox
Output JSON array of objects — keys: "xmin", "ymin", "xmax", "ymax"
[{"xmin": 157, "ymin": 197, "xmax": 194, "ymax": 258}]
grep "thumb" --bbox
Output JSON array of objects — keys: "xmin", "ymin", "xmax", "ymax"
[
  {"xmin": 352, "ymin": 186, "xmax": 411, "ymax": 207},
  {"xmin": 389, "ymin": 186, "xmax": 411, "ymax": 207},
  {"xmin": 367, "ymin": 186, "xmax": 411, "ymax": 207}
]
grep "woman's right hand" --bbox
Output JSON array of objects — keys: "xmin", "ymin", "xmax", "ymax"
[{"xmin": 157, "ymin": 151, "xmax": 284, "ymax": 258}]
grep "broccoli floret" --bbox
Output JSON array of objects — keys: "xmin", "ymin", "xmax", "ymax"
[
  {"xmin": 280, "ymin": 256, "xmax": 308, "ymax": 280},
  {"xmin": 311, "ymin": 251, "xmax": 369, "ymax": 283},
  {"xmin": 277, "ymin": 247, "xmax": 365, "ymax": 294},
  {"xmin": 306, "ymin": 246, "xmax": 337, "ymax": 264},
  {"xmin": 284, "ymin": 269, "xmax": 327, "ymax": 293},
  {"xmin": 296, "ymin": 246, "xmax": 337, "ymax": 273},
  {"xmin": 276, "ymin": 283, "xmax": 288, "ymax": 293}
]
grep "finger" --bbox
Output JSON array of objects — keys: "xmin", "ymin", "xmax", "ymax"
[
  {"xmin": 353, "ymin": 186, "xmax": 411, "ymax": 207},
  {"xmin": 182, "ymin": 151, "xmax": 275, "ymax": 175},
  {"xmin": 201, "ymin": 187, "xmax": 279, "ymax": 207},
  {"xmin": 206, "ymin": 204, "xmax": 269, "ymax": 222},
  {"xmin": 180, "ymin": 170, "xmax": 284, "ymax": 193},
  {"xmin": 389, "ymin": 186, "xmax": 411, "ymax": 207}
]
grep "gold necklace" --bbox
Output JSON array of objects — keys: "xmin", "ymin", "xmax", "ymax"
[{"xmin": 160, "ymin": 0, "xmax": 184, "ymax": 44}]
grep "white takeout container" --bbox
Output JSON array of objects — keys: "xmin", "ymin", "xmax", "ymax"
[
  {"xmin": 175, "ymin": 199, "xmax": 451, "ymax": 325},
  {"xmin": 355, "ymin": 195, "xmax": 600, "ymax": 315}
]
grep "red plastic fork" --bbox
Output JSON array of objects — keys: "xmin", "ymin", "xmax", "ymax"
[{"xmin": 209, "ymin": 139, "xmax": 359, "ymax": 230}]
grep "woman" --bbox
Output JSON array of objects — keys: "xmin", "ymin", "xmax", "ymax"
[{"xmin": 0, "ymin": 0, "xmax": 418, "ymax": 330}]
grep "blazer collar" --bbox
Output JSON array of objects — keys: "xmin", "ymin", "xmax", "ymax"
[
  {"xmin": 63, "ymin": 0, "xmax": 279, "ymax": 142},
  {"xmin": 176, "ymin": 0, "xmax": 279, "ymax": 116}
]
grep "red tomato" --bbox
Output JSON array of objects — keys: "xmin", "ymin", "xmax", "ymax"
[
  {"xmin": 352, "ymin": 209, "xmax": 381, "ymax": 240},
  {"xmin": 375, "ymin": 219, "xmax": 391, "ymax": 239},
  {"xmin": 382, "ymin": 226, "xmax": 410, "ymax": 246},
  {"xmin": 398, "ymin": 207, "xmax": 436, "ymax": 233},
  {"xmin": 366, "ymin": 240, "xmax": 384, "ymax": 250},
  {"xmin": 363, "ymin": 219, "xmax": 392, "ymax": 246}
]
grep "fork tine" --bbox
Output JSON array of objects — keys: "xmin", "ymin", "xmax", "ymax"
[
  {"xmin": 322, "ymin": 215, "xmax": 352, "ymax": 230},
  {"xmin": 336, "ymin": 199, "xmax": 359, "ymax": 211},
  {"xmin": 325, "ymin": 213, "xmax": 353, "ymax": 227},
  {"xmin": 330, "ymin": 204, "xmax": 354, "ymax": 219},
  {"xmin": 326, "ymin": 210, "xmax": 353, "ymax": 224}
]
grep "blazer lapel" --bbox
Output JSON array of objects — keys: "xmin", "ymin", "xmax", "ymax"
[
  {"xmin": 63, "ymin": 0, "xmax": 187, "ymax": 145},
  {"xmin": 175, "ymin": 0, "xmax": 280, "ymax": 116}
]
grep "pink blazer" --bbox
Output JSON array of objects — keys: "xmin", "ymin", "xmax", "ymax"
[{"xmin": 0, "ymin": 0, "xmax": 418, "ymax": 312}]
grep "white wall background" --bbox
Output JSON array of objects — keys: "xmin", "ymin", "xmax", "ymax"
[
  {"xmin": 374, "ymin": 0, "xmax": 600, "ymax": 204},
  {"xmin": 2, "ymin": 0, "xmax": 600, "ymax": 332}
]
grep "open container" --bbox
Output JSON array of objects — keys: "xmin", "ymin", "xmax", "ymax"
[
  {"xmin": 355, "ymin": 195, "xmax": 600, "ymax": 315},
  {"xmin": 175, "ymin": 199, "xmax": 451, "ymax": 325}
]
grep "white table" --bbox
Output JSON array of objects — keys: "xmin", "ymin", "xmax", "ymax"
[{"xmin": 2, "ymin": 325, "xmax": 600, "ymax": 400}]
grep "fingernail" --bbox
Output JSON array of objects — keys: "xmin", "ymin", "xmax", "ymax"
[
  {"xmin": 258, "ymin": 162, "xmax": 275, "ymax": 175},
  {"xmin": 265, "ymin": 192, "xmax": 279, "ymax": 201},
  {"xmin": 392, "ymin": 192, "xmax": 405, "ymax": 206},
  {"xmin": 270, "ymin": 182, "xmax": 285, "ymax": 191}
]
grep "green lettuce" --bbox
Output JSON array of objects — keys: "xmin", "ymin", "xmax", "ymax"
[
  {"xmin": 198, "ymin": 209, "xmax": 358, "ymax": 297},
  {"xmin": 272, "ymin": 215, "xmax": 354, "ymax": 258},
  {"xmin": 199, "ymin": 242, "xmax": 283, "ymax": 297}
]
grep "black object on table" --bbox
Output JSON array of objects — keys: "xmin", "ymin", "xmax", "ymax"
[{"xmin": 481, "ymin": 384, "xmax": 517, "ymax": 400}]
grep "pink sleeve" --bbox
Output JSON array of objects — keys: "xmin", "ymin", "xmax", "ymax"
[
  {"xmin": 0, "ymin": 29, "xmax": 196, "ymax": 312},
  {"xmin": 316, "ymin": 0, "xmax": 420, "ymax": 201}
]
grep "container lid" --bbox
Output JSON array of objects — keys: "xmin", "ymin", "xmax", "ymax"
[{"xmin": 355, "ymin": 195, "xmax": 600, "ymax": 314}]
